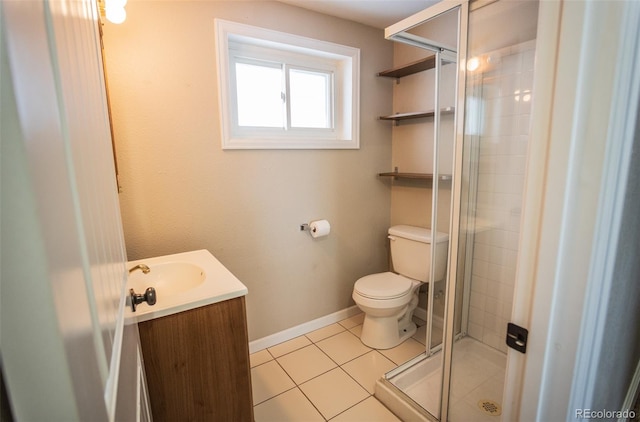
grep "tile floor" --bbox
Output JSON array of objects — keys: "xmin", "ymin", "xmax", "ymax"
[
  {"xmin": 250, "ymin": 313, "xmax": 427, "ymax": 421},
  {"xmin": 250, "ymin": 313, "xmax": 507, "ymax": 421}
]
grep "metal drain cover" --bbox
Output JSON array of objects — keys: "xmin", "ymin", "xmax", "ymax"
[{"xmin": 478, "ymin": 400, "xmax": 502, "ymax": 416}]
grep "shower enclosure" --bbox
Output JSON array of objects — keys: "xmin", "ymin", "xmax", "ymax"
[{"xmin": 375, "ymin": 1, "xmax": 539, "ymax": 421}]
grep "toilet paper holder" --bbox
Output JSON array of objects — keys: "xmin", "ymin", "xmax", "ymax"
[{"xmin": 300, "ymin": 220, "xmax": 331, "ymax": 238}]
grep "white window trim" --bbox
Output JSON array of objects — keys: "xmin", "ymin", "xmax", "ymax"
[{"xmin": 215, "ymin": 19, "xmax": 360, "ymax": 150}]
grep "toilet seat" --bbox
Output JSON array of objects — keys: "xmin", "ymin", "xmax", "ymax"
[{"xmin": 354, "ymin": 272, "xmax": 413, "ymax": 299}]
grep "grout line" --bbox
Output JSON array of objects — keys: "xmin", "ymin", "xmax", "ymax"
[
  {"xmin": 338, "ymin": 354, "xmax": 378, "ymax": 395},
  {"xmin": 327, "ymin": 394, "xmax": 372, "ymax": 421},
  {"xmin": 253, "ymin": 328, "xmax": 376, "ymax": 418},
  {"xmin": 295, "ymin": 385, "xmax": 328, "ymax": 421},
  {"xmin": 254, "ymin": 317, "xmax": 509, "ymax": 419},
  {"xmin": 252, "ymin": 316, "xmax": 404, "ymax": 419},
  {"xmin": 251, "ymin": 384, "xmax": 298, "ymax": 407}
]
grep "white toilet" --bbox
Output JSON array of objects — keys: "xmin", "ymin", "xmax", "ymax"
[{"xmin": 352, "ymin": 225, "xmax": 449, "ymax": 349}]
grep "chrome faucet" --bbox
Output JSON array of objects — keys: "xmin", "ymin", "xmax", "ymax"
[{"xmin": 129, "ymin": 264, "xmax": 151, "ymax": 274}]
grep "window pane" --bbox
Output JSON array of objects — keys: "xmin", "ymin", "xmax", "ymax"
[
  {"xmin": 235, "ymin": 62, "xmax": 283, "ymax": 127},
  {"xmin": 289, "ymin": 69, "xmax": 331, "ymax": 128}
]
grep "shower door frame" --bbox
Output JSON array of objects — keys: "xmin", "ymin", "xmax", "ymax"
[{"xmin": 384, "ymin": 1, "xmax": 469, "ymax": 420}]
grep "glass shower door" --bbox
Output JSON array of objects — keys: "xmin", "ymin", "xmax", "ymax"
[
  {"xmin": 445, "ymin": 1, "xmax": 539, "ymax": 421},
  {"xmin": 379, "ymin": 2, "xmax": 469, "ymax": 420}
]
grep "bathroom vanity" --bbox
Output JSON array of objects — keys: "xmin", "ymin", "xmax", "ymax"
[
  {"xmin": 127, "ymin": 250, "xmax": 252, "ymax": 421},
  {"xmin": 138, "ymin": 297, "xmax": 252, "ymax": 421}
]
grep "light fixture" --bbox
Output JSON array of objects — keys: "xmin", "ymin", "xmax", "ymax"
[
  {"xmin": 103, "ymin": 0, "xmax": 127, "ymax": 24},
  {"xmin": 467, "ymin": 56, "xmax": 480, "ymax": 72}
]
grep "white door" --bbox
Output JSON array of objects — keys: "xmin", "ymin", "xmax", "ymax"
[
  {"xmin": 506, "ymin": 1, "xmax": 640, "ymax": 420},
  {"xmin": 1, "ymin": 0, "xmax": 146, "ymax": 420}
]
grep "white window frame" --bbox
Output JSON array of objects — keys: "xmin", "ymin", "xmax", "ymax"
[{"xmin": 215, "ymin": 19, "xmax": 360, "ymax": 149}]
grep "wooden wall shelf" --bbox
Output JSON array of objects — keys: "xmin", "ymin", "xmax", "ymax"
[
  {"xmin": 377, "ymin": 56, "xmax": 436, "ymax": 79},
  {"xmin": 379, "ymin": 107, "xmax": 455, "ymax": 123},
  {"xmin": 379, "ymin": 171, "xmax": 452, "ymax": 181},
  {"xmin": 377, "ymin": 56, "xmax": 454, "ymax": 183}
]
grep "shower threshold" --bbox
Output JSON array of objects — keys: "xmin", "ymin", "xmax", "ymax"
[{"xmin": 375, "ymin": 347, "xmax": 444, "ymax": 421}]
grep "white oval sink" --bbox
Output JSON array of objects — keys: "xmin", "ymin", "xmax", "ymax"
[
  {"xmin": 129, "ymin": 261, "xmax": 206, "ymax": 297},
  {"xmin": 126, "ymin": 249, "xmax": 248, "ymax": 322}
]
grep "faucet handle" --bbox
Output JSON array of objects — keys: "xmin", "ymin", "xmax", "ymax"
[
  {"xmin": 129, "ymin": 287, "xmax": 157, "ymax": 312},
  {"xmin": 144, "ymin": 287, "xmax": 156, "ymax": 306}
]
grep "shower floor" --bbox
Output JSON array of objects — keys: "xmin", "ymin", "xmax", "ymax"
[{"xmin": 387, "ymin": 336, "xmax": 506, "ymax": 421}]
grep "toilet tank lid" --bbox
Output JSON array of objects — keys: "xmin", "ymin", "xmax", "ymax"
[{"xmin": 388, "ymin": 225, "xmax": 449, "ymax": 244}]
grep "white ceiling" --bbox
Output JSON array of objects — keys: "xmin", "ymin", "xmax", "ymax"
[{"xmin": 277, "ymin": 0, "xmax": 439, "ymax": 29}]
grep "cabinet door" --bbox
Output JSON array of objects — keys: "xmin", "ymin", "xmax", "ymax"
[{"xmin": 139, "ymin": 297, "xmax": 253, "ymax": 421}]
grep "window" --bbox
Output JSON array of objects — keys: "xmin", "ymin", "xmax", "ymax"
[
  {"xmin": 232, "ymin": 59, "xmax": 332, "ymax": 130},
  {"xmin": 215, "ymin": 19, "xmax": 360, "ymax": 149}
]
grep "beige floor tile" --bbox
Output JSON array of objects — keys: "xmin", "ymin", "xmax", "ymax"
[
  {"xmin": 379, "ymin": 337, "xmax": 425, "ymax": 365},
  {"xmin": 316, "ymin": 330, "xmax": 371, "ymax": 365},
  {"xmin": 299, "ymin": 368, "xmax": 369, "ymax": 420},
  {"xmin": 276, "ymin": 344, "xmax": 337, "ymax": 384},
  {"xmin": 338, "ymin": 313, "xmax": 365, "ymax": 329},
  {"xmin": 331, "ymin": 396, "xmax": 401, "ymax": 422},
  {"xmin": 254, "ymin": 387, "xmax": 324, "ymax": 422},
  {"xmin": 342, "ymin": 351, "xmax": 396, "ymax": 394},
  {"xmin": 250, "ymin": 349, "xmax": 273, "ymax": 368},
  {"xmin": 348, "ymin": 324, "xmax": 363, "ymax": 338},
  {"xmin": 268, "ymin": 335, "xmax": 312, "ymax": 358},
  {"xmin": 306, "ymin": 323, "xmax": 346, "ymax": 343},
  {"xmin": 251, "ymin": 360, "xmax": 296, "ymax": 405}
]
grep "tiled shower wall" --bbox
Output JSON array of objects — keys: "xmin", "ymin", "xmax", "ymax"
[{"xmin": 466, "ymin": 40, "xmax": 536, "ymax": 353}]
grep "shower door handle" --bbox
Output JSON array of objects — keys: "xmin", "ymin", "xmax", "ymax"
[{"xmin": 506, "ymin": 322, "xmax": 528, "ymax": 353}]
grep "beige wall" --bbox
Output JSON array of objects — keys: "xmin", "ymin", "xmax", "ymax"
[{"xmin": 102, "ymin": 1, "xmax": 394, "ymax": 340}]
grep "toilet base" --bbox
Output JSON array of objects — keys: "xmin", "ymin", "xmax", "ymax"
[{"xmin": 360, "ymin": 314, "xmax": 417, "ymax": 350}]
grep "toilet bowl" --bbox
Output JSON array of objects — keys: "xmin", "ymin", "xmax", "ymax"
[
  {"xmin": 353, "ymin": 272, "xmax": 421, "ymax": 349},
  {"xmin": 352, "ymin": 225, "xmax": 448, "ymax": 349}
]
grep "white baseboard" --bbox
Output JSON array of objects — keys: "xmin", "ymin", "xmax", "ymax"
[{"xmin": 249, "ymin": 305, "xmax": 361, "ymax": 354}]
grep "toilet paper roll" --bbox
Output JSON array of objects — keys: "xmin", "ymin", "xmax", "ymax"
[{"xmin": 309, "ymin": 220, "xmax": 331, "ymax": 238}]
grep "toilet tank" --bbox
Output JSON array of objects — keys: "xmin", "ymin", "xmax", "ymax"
[{"xmin": 388, "ymin": 225, "xmax": 449, "ymax": 283}]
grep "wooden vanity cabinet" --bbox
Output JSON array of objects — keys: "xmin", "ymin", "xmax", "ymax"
[{"xmin": 138, "ymin": 296, "xmax": 254, "ymax": 421}]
